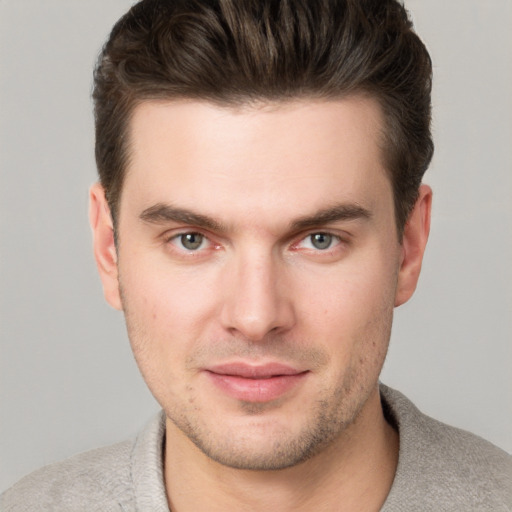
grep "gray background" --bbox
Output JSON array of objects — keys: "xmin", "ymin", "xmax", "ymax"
[{"xmin": 1, "ymin": 0, "xmax": 511, "ymax": 492}]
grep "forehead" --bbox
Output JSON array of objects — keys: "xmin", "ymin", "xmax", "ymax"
[{"xmin": 121, "ymin": 97, "xmax": 392, "ymax": 227}]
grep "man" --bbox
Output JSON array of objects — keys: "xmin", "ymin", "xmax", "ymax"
[{"xmin": 1, "ymin": 0, "xmax": 510, "ymax": 510}]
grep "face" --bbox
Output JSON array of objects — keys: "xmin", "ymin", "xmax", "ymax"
[{"xmin": 91, "ymin": 97, "xmax": 430, "ymax": 470}]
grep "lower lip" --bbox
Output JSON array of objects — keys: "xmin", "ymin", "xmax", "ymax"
[{"xmin": 205, "ymin": 371, "xmax": 308, "ymax": 402}]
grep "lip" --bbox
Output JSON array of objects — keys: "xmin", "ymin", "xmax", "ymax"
[{"xmin": 204, "ymin": 362, "xmax": 309, "ymax": 402}]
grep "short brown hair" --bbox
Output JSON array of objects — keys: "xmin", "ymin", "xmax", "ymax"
[{"xmin": 93, "ymin": 0, "xmax": 433, "ymax": 233}]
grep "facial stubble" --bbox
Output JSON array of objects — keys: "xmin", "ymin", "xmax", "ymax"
[{"xmin": 118, "ymin": 265, "xmax": 395, "ymax": 472}]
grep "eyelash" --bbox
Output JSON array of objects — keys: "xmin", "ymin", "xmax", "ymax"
[
  {"xmin": 164, "ymin": 230, "xmax": 348, "ymax": 257},
  {"xmin": 166, "ymin": 232, "xmax": 215, "ymax": 253},
  {"xmin": 294, "ymin": 232, "xmax": 342, "ymax": 251}
]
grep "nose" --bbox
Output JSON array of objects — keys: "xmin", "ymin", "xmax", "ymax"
[{"xmin": 220, "ymin": 249, "xmax": 296, "ymax": 341}]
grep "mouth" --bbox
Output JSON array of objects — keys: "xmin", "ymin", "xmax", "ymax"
[{"xmin": 204, "ymin": 362, "xmax": 309, "ymax": 402}]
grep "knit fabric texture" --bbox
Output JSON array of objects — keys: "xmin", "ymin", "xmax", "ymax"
[{"xmin": 2, "ymin": 384, "xmax": 511, "ymax": 511}]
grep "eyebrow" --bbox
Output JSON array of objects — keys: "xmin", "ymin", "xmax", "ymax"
[
  {"xmin": 139, "ymin": 203, "xmax": 226, "ymax": 232},
  {"xmin": 289, "ymin": 203, "xmax": 372, "ymax": 231},
  {"xmin": 139, "ymin": 201, "xmax": 372, "ymax": 233}
]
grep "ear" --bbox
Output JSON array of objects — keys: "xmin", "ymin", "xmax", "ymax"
[
  {"xmin": 395, "ymin": 184, "xmax": 432, "ymax": 307},
  {"xmin": 89, "ymin": 183, "xmax": 122, "ymax": 310}
]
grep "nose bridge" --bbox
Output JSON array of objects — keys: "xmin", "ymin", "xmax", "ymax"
[{"xmin": 221, "ymin": 244, "xmax": 295, "ymax": 340}]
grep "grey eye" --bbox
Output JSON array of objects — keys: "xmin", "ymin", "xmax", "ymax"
[
  {"xmin": 310, "ymin": 233, "xmax": 333, "ymax": 250},
  {"xmin": 180, "ymin": 233, "xmax": 204, "ymax": 250}
]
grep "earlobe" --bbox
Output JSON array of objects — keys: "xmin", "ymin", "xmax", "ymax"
[
  {"xmin": 89, "ymin": 183, "xmax": 122, "ymax": 310},
  {"xmin": 395, "ymin": 184, "xmax": 432, "ymax": 307}
]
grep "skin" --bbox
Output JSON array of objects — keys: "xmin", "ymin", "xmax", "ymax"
[{"xmin": 90, "ymin": 97, "xmax": 431, "ymax": 511}]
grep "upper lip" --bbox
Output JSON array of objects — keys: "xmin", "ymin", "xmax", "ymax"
[{"xmin": 206, "ymin": 362, "xmax": 306, "ymax": 379}]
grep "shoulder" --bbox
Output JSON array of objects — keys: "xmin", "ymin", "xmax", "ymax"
[
  {"xmin": 1, "ymin": 412, "xmax": 167, "ymax": 512},
  {"xmin": 0, "ymin": 440, "xmax": 135, "ymax": 512},
  {"xmin": 381, "ymin": 384, "xmax": 512, "ymax": 511}
]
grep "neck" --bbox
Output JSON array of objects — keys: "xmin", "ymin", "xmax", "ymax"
[{"xmin": 164, "ymin": 387, "xmax": 398, "ymax": 512}]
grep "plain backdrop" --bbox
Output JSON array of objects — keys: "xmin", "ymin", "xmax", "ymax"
[{"xmin": 1, "ymin": 0, "xmax": 511, "ymax": 492}]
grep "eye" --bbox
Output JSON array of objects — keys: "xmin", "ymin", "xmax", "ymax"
[
  {"xmin": 171, "ymin": 232, "xmax": 209, "ymax": 251},
  {"xmin": 310, "ymin": 233, "xmax": 333, "ymax": 250},
  {"xmin": 302, "ymin": 232, "xmax": 338, "ymax": 250}
]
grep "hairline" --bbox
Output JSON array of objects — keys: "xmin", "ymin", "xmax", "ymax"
[{"xmin": 109, "ymin": 89, "xmax": 404, "ymax": 239}]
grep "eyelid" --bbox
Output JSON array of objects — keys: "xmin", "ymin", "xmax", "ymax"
[
  {"xmin": 293, "ymin": 228, "xmax": 346, "ymax": 243},
  {"xmin": 163, "ymin": 229, "xmax": 208, "ymax": 250},
  {"xmin": 289, "ymin": 229, "xmax": 353, "ymax": 256},
  {"xmin": 163, "ymin": 228, "xmax": 228, "ymax": 259},
  {"xmin": 297, "ymin": 232, "xmax": 340, "ymax": 247},
  {"xmin": 163, "ymin": 226, "xmax": 210, "ymax": 241},
  {"xmin": 172, "ymin": 232, "xmax": 208, "ymax": 250},
  {"xmin": 161, "ymin": 227, "xmax": 349, "ymax": 254}
]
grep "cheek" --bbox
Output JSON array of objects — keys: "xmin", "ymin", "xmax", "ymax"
[
  {"xmin": 293, "ymin": 253, "xmax": 398, "ymax": 377},
  {"xmin": 120, "ymin": 254, "xmax": 220, "ymax": 331},
  {"xmin": 298, "ymin": 258, "xmax": 396, "ymax": 328},
  {"xmin": 117, "ymin": 254, "xmax": 229, "ymax": 398},
  {"xmin": 117, "ymin": 264, "xmax": 192, "ymax": 378},
  {"xmin": 120, "ymin": 279, "xmax": 197, "ymax": 410}
]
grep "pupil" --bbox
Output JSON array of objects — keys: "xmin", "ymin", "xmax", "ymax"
[
  {"xmin": 311, "ymin": 233, "xmax": 332, "ymax": 250},
  {"xmin": 181, "ymin": 233, "xmax": 203, "ymax": 250}
]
